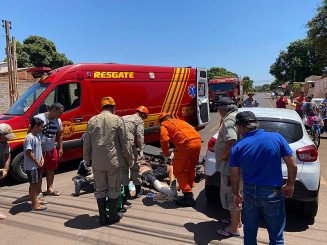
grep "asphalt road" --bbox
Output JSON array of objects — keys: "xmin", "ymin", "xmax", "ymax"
[{"xmin": 0, "ymin": 93, "xmax": 326, "ymax": 244}]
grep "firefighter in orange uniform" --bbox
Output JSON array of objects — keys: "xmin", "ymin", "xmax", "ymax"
[{"xmin": 158, "ymin": 112, "xmax": 201, "ymax": 207}]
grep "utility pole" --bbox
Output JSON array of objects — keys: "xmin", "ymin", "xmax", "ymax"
[
  {"xmin": 2, "ymin": 20, "xmax": 17, "ymax": 106},
  {"xmin": 12, "ymin": 36, "xmax": 18, "ymax": 101}
]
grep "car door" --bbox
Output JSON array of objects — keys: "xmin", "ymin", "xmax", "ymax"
[{"xmin": 197, "ymin": 68, "xmax": 210, "ymax": 126}]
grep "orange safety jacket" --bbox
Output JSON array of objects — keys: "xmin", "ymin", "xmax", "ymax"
[{"xmin": 160, "ymin": 118, "xmax": 201, "ymax": 157}]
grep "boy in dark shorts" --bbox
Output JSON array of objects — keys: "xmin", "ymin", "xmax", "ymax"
[{"xmin": 24, "ymin": 118, "xmax": 47, "ymax": 211}]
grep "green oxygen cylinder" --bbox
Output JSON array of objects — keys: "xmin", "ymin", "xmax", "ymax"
[{"xmin": 106, "ymin": 185, "xmax": 125, "ymax": 213}]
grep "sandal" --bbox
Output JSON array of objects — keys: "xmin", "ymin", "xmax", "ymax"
[
  {"xmin": 44, "ymin": 190, "xmax": 60, "ymax": 196},
  {"xmin": 218, "ymin": 218, "xmax": 231, "ymax": 224},
  {"xmin": 38, "ymin": 198, "xmax": 48, "ymax": 205},
  {"xmin": 218, "ymin": 218, "xmax": 243, "ymax": 228},
  {"xmin": 32, "ymin": 204, "xmax": 47, "ymax": 211},
  {"xmin": 0, "ymin": 212, "xmax": 7, "ymax": 220},
  {"xmin": 217, "ymin": 228, "xmax": 240, "ymax": 237}
]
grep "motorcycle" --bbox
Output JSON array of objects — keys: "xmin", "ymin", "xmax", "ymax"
[
  {"xmin": 318, "ymin": 103, "xmax": 327, "ymax": 134},
  {"xmin": 303, "ymin": 115, "xmax": 323, "ymax": 148},
  {"xmin": 320, "ymin": 112, "xmax": 327, "ymax": 134}
]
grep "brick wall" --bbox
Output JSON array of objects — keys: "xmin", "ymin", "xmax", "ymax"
[
  {"xmin": 0, "ymin": 69, "xmax": 34, "ymax": 80},
  {"xmin": 0, "ymin": 79, "xmax": 34, "ymax": 113}
]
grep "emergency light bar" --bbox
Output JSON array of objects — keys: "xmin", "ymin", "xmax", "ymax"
[{"xmin": 26, "ymin": 67, "xmax": 52, "ymax": 79}]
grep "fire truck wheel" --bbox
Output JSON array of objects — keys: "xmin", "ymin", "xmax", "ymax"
[{"xmin": 11, "ymin": 152, "xmax": 28, "ymax": 182}]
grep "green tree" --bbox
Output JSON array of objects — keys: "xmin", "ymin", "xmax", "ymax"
[
  {"xmin": 261, "ymin": 84, "xmax": 270, "ymax": 91},
  {"xmin": 16, "ymin": 36, "xmax": 73, "ymax": 69},
  {"xmin": 207, "ymin": 67, "xmax": 238, "ymax": 81},
  {"xmin": 307, "ymin": 0, "xmax": 327, "ymax": 70},
  {"xmin": 16, "ymin": 41, "xmax": 32, "ymax": 68},
  {"xmin": 242, "ymin": 76, "xmax": 254, "ymax": 93},
  {"xmin": 292, "ymin": 83, "xmax": 302, "ymax": 94},
  {"xmin": 270, "ymin": 80, "xmax": 279, "ymax": 90},
  {"xmin": 270, "ymin": 39, "xmax": 323, "ymax": 83}
]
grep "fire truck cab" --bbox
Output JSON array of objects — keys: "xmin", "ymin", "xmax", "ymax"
[
  {"xmin": 208, "ymin": 77, "xmax": 242, "ymax": 111},
  {"xmin": 0, "ymin": 63, "xmax": 210, "ymax": 181}
]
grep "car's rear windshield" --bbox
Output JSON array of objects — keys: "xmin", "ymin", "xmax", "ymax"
[{"xmin": 258, "ymin": 119, "xmax": 303, "ymax": 144}]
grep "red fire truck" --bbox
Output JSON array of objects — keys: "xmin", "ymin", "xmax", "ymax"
[
  {"xmin": 0, "ymin": 63, "xmax": 210, "ymax": 181},
  {"xmin": 208, "ymin": 77, "xmax": 243, "ymax": 111}
]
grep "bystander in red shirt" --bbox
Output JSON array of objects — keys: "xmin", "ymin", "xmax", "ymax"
[
  {"xmin": 295, "ymin": 94, "xmax": 306, "ymax": 110},
  {"xmin": 276, "ymin": 95, "xmax": 288, "ymax": 108}
]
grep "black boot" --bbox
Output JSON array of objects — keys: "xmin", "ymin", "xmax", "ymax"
[
  {"xmin": 74, "ymin": 178, "xmax": 86, "ymax": 196},
  {"xmin": 96, "ymin": 198, "xmax": 108, "ymax": 226},
  {"xmin": 108, "ymin": 198, "xmax": 123, "ymax": 225},
  {"xmin": 176, "ymin": 192, "xmax": 195, "ymax": 207},
  {"xmin": 123, "ymin": 186, "xmax": 132, "ymax": 206},
  {"xmin": 135, "ymin": 185, "xmax": 143, "ymax": 199}
]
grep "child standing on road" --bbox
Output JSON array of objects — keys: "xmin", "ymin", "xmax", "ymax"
[{"xmin": 24, "ymin": 118, "xmax": 47, "ymax": 211}]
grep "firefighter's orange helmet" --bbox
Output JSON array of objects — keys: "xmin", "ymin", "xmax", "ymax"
[
  {"xmin": 158, "ymin": 112, "xmax": 169, "ymax": 121},
  {"xmin": 101, "ymin": 96, "xmax": 116, "ymax": 107},
  {"xmin": 136, "ymin": 106, "xmax": 149, "ymax": 118}
]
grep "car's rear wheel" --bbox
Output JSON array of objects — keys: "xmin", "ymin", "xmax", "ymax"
[
  {"xmin": 205, "ymin": 183, "xmax": 220, "ymax": 203},
  {"xmin": 11, "ymin": 152, "xmax": 28, "ymax": 182},
  {"xmin": 301, "ymin": 200, "xmax": 318, "ymax": 218}
]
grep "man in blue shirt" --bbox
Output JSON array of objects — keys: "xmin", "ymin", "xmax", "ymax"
[{"xmin": 229, "ymin": 111, "xmax": 297, "ymax": 245}]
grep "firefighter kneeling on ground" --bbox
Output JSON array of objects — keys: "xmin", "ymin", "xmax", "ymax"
[
  {"xmin": 83, "ymin": 96, "xmax": 134, "ymax": 226},
  {"xmin": 121, "ymin": 106, "xmax": 149, "ymax": 201},
  {"xmin": 158, "ymin": 112, "xmax": 202, "ymax": 207}
]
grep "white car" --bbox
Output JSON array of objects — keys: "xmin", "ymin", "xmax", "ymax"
[
  {"xmin": 312, "ymin": 98, "xmax": 324, "ymax": 107},
  {"xmin": 204, "ymin": 108, "xmax": 320, "ymax": 218}
]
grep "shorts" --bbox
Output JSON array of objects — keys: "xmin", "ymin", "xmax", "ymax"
[
  {"xmin": 26, "ymin": 168, "xmax": 41, "ymax": 184},
  {"xmin": 220, "ymin": 173, "xmax": 243, "ymax": 211},
  {"xmin": 153, "ymin": 165, "xmax": 168, "ymax": 180},
  {"xmin": 141, "ymin": 165, "xmax": 168, "ymax": 185},
  {"xmin": 42, "ymin": 148, "xmax": 59, "ymax": 171}
]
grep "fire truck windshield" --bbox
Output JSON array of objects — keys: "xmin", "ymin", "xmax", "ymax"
[
  {"xmin": 210, "ymin": 83, "xmax": 234, "ymax": 92},
  {"xmin": 5, "ymin": 83, "xmax": 49, "ymax": 115}
]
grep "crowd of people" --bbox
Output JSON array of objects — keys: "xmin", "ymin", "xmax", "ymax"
[
  {"xmin": 0, "ymin": 96, "xmax": 202, "ymax": 226},
  {"xmin": 0, "ymin": 103, "xmax": 64, "ymax": 218},
  {"xmin": 294, "ymin": 92, "xmax": 327, "ymax": 129},
  {"xmin": 214, "ymin": 97, "xmax": 297, "ymax": 244},
  {"xmin": 0, "ymin": 94, "xmax": 300, "ymax": 244}
]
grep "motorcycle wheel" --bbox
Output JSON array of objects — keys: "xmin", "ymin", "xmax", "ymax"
[{"xmin": 312, "ymin": 127, "xmax": 321, "ymax": 149}]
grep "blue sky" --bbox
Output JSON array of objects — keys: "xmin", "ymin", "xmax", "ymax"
[{"xmin": 0, "ymin": 0, "xmax": 322, "ymax": 85}]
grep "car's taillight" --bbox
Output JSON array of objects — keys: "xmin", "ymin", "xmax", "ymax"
[
  {"xmin": 296, "ymin": 145, "xmax": 318, "ymax": 162},
  {"xmin": 207, "ymin": 137, "xmax": 217, "ymax": 152}
]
